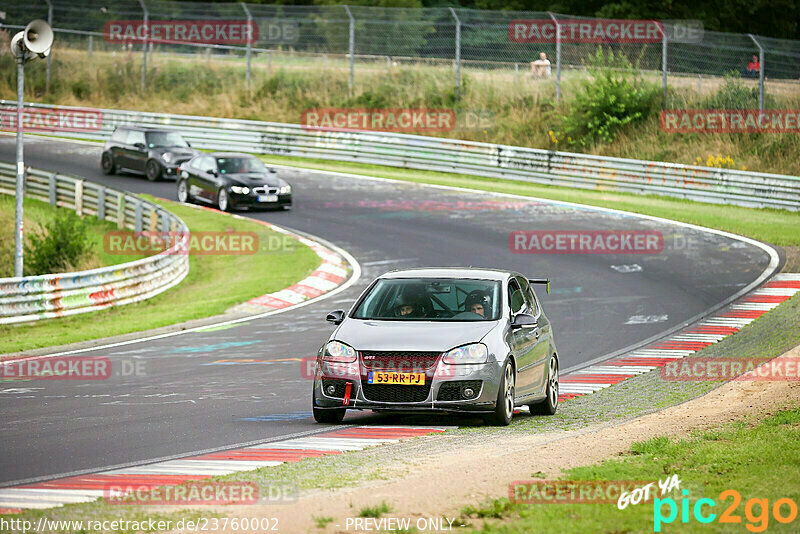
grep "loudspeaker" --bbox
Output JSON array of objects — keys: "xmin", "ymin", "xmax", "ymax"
[{"xmin": 23, "ymin": 19, "xmax": 53, "ymax": 57}]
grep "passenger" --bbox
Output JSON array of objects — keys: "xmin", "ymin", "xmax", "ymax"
[{"xmin": 464, "ymin": 292, "xmax": 490, "ymax": 319}]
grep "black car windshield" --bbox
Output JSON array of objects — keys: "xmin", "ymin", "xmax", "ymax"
[
  {"xmin": 146, "ymin": 132, "xmax": 189, "ymax": 148},
  {"xmin": 216, "ymin": 157, "xmax": 267, "ymax": 175},
  {"xmin": 352, "ymin": 278, "xmax": 501, "ymax": 321}
]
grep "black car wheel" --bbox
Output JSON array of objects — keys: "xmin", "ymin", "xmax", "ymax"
[
  {"xmin": 101, "ymin": 152, "xmax": 116, "ymax": 175},
  {"xmin": 486, "ymin": 359, "xmax": 514, "ymax": 426},
  {"xmin": 145, "ymin": 159, "xmax": 162, "ymax": 182},
  {"xmin": 216, "ymin": 188, "xmax": 230, "ymax": 212},
  {"xmin": 312, "ymin": 392, "xmax": 346, "ymax": 424},
  {"xmin": 529, "ymin": 355, "xmax": 558, "ymax": 415},
  {"xmin": 177, "ymin": 179, "xmax": 190, "ymax": 204}
]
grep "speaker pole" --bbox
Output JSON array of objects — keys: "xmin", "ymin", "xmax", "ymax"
[{"xmin": 14, "ymin": 53, "xmax": 25, "ymax": 277}]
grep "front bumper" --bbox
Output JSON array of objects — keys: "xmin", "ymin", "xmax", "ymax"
[
  {"xmin": 313, "ymin": 357, "xmax": 503, "ymax": 414},
  {"xmin": 230, "ymin": 192, "xmax": 292, "ymax": 209}
]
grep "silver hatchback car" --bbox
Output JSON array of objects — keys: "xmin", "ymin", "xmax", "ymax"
[{"xmin": 312, "ymin": 268, "xmax": 559, "ymax": 426}]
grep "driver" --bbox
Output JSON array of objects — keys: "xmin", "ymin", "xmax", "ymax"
[
  {"xmin": 464, "ymin": 292, "xmax": 490, "ymax": 319},
  {"xmin": 392, "ymin": 293, "xmax": 424, "ymax": 318}
]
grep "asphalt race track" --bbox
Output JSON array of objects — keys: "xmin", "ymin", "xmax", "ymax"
[{"xmin": 0, "ymin": 136, "xmax": 777, "ymax": 485}]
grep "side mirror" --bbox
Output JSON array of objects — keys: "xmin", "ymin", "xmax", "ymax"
[
  {"xmin": 511, "ymin": 313, "xmax": 537, "ymax": 328},
  {"xmin": 186, "ymin": 141, "xmax": 192, "ymax": 147},
  {"xmin": 326, "ymin": 310, "xmax": 345, "ymax": 325},
  {"xmin": 207, "ymin": 169, "xmax": 218, "ymax": 177},
  {"xmin": 134, "ymin": 142, "xmax": 146, "ymax": 151}
]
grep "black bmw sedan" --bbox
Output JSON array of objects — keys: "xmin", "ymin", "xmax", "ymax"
[{"xmin": 176, "ymin": 152, "xmax": 292, "ymax": 211}]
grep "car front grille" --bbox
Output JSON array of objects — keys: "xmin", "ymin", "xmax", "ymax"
[
  {"xmin": 253, "ymin": 186, "xmax": 278, "ymax": 195},
  {"xmin": 360, "ymin": 351, "xmax": 441, "ymax": 371},
  {"xmin": 361, "ymin": 382, "xmax": 431, "ymax": 403},
  {"xmin": 436, "ymin": 380, "xmax": 483, "ymax": 401}
]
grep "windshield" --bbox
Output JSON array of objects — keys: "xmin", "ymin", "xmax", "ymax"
[
  {"xmin": 352, "ymin": 278, "xmax": 501, "ymax": 321},
  {"xmin": 146, "ymin": 131, "xmax": 189, "ymax": 148},
  {"xmin": 217, "ymin": 157, "xmax": 267, "ymax": 175}
]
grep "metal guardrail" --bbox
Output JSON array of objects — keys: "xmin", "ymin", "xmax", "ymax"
[
  {"xmin": 2, "ymin": 101, "xmax": 799, "ymax": 211},
  {"xmin": 0, "ymin": 161, "xmax": 189, "ymax": 325}
]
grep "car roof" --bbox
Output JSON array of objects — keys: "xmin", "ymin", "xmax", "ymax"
[
  {"xmin": 208, "ymin": 152, "xmax": 257, "ymax": 158},
  {"xmin": 379, "ymin": 267, "xmax": 516, "ymax": 282},
  {"xmin": 113, "ymin": 126, "xmax": 176, "ymax": 133}
]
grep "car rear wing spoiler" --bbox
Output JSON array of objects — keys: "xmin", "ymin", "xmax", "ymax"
[{"xmin": 528, "ymin": 278, "xmax": 550, "ymax": 294}]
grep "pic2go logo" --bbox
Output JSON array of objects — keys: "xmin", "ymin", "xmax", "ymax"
[{"xmin": 654, "ymin": 490, "xmax": 798, "ymax": 532}]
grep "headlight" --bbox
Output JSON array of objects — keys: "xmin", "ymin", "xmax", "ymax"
[
  {"xmin": 442, "ymin": 343, "xmax": 488, "ymax": 364},
  {"xmin": 161, "ymin": 153, "xmax": 172, "ymax": 163},
  {"xmin": 322, "ymin": 341, "xmax": 356, "ymax": 363},
  {"xmin": 230, "ymin": 186, "xmax": 250, "ymax": 195},
  {"xmin": 279, "ymin": 185, "xmax": 291, "ymax": 194}
]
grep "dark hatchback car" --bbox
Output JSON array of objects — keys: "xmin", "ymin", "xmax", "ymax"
[
  {"xmin": 101, "ymin": 127, "xmax": 197, "ymax": 181},
  {"xmin": 176, "ymin": 152, "xmax": 292, "ymax": 212}
]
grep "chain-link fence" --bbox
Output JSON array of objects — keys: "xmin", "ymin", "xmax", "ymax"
[{"xmin": 2, "ymin": 1, "xmax": 799, "ymax": 108}]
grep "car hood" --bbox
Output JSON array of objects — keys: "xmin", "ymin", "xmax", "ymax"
[
  {"xmin": 154, "ymin": 147, "xmax": 196, "ymax": 159},
  {"xmin": 225, "ymin": 172, "xmax": 284, "ymax": 187},
  {"xmin": 334, "ymin": 319, "xmax": 497, "ymax": 353}
]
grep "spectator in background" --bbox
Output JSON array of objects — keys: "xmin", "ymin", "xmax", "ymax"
[
  {"xmin": 742, "ymin": 54, "xmax": 760, "ymax": 78},
  {"xmin": 531, "ymin": 52, "xmax": 551, "ymax": 78}
]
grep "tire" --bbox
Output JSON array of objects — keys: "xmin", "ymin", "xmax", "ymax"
[
  {"xmin": 216, "ymin": 188, "xmax": 230, "ymax": 212},
  {"xmin": 145, "ymin": 159, "xmax": 162, "ymax": 182},
  {"xmin": 101, "ymin": 152, "xmax": 116, "ymax": 175},
  {"xmin": 177, "ymin": 179, "xmax": 190, "ymax": 204},
  {"xmin": 530, "ymin": 355, "xmax": 559, "ymax": 415},
  {"xmin": 312, "ymin": 392, "xmax": 346, "ymax": 424},
  {"xmin": 485, "ymin": 359, "xmax": 515, "ymax": 426}
]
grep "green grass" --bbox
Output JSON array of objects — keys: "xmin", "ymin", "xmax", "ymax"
[
  {"xmin": 0, "ymin": 194, "xmax": 145, "ymax": 277},
  {"xmin": 359, "ymin": 501, "xmax": 393, "ymax": 518},
  {"xmin": 258, "ymin": 154, "xmax": 800, "ymax": 248},
  {"xmin": 459, "ymin": 406, "xmax": 800, "ymax": 533},
  {"xmin": 0, "ymin": 196, "xmax": 321, "ymax": 355},
  {"xmin": 313, "ymin": 516, "xmax": 334, "ymax": 529}
]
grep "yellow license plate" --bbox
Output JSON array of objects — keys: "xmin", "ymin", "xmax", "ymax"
[{"xmin": 367, "ymin": 371, "xmax": 425, "ymax": 386}]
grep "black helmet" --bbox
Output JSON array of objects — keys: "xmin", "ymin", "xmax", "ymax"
[
  {"xmin": 464, "ymin": 291, "xmax": 490, "ymax": 315},
  {"xmin": 393, "ymin": 293, "xmax": 420, "ymax": 317}
]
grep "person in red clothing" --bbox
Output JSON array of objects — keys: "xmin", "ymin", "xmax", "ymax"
[{"xmin": 742, "ymin": 54, "xmax": 760, "ymax": 78}]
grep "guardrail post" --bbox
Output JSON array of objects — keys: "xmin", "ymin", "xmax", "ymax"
[
  {"xmin": 49, "ymin": 173, "xmax": 57, "ymax": 206},
  {"xmin": 547, "ymin": 12, "xmax": 561, "ymax": 102},
  {"xmin": 117, "ymin": 195, "xmax": 125, "ymax": 230},
  {"xmin": 149, "ymin": 208, "xmax": 158, "ymax": 232},
  {"xmin": 344, "ymin": 5, "xmax": 355, "ymax": 93},
  {"xmin": 97, "ymin": 187, "xmax": 105, "ymax": 220},
  {"xmin": 75, "ymin": 179, "xmax": 84, "ymax": 216},
  {"xmin": 748, "ymin": 34, "xmax": 765, "ymax": 113},
  {"xmin": 137, "ymin": 0, "xmax": 149, "ymax": 91},
  {"xmin": 241, "ymin": 2, "xmax": 253, "ymax": 88},
  {"xmin": 88, "ymin": 35, "xmax": 94, "ymax": 59},
  {"xmin": 134, "ymin": 202, "xmax": 143, "ymax": 232},
  {"xmin": 44, "ymin": 0, "xmax": 53, "ymax": 93},
  {"xmin": 449, "ymin": 8, "xmax": 461, "ymax": 96},
  {"xmin": 267, "ymin": 50, "xmax": 272, "ymax": 74},
  {"xmin": 161, "ymin": 211, "xmax": 170, "ymax": 233}
]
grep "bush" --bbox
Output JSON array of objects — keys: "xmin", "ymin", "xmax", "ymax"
[
  {"xmin": 703, "ymin": 74, "xmax": 775, "ymax": 109},
  {"xmin": 559, "ymin": 50, "xmax": 660, "ymax": 148},
  {"xmin": 24, "ymin": 210, "xmax": 91, "ymax": 276}
]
